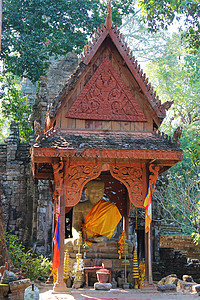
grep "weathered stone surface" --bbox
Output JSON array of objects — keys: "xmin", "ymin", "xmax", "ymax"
[
  {"xmin": 9, "ymin": 279, "xmax": 30, "ymax": 292},
  {"xmin": 111, "ymin": 278, "xmax": 117, "ymax": 289},
  {"xmin": 176, "ymin": 279, "xmax": 196, "ymax": 292},
  {"xmin": 157, "ymin": 284, "xmax": 176, "ymax": 292},
  {"xmin": 1, "ymin": 270, "xmax": 17, "ymax": 284},
  {"xmin": 94, "ymin": 282, "xmax": 112, "ymax": 290},
  {"xmin": 192, "ymin": 284, "xmax": 200, "ymax": 293},
  {"xmin": 117, "ymin": 277, "xmax": 124, "ymax": 288},
  {"xmin": 24, "ymin": 284, "xmax": 39, "ymax": 300},
  {"xmin": 157, "ymin": 274, "xmax": 178, "ymax": 286},
  {"xmin": 0, "ymin": 54, "xmax": 78, "ymax": 257},
  {"xmin": 9, "ymin": 279, "xmax": 31, "ymax": 300},
  {"xmin": 183, "ymin": 275, "xmax": 194, "ymax": 282},
  {"xmin": 123, "ymin": 283, "xmax": 129, "ymax": 289},
  {"xmin": 0, "ymin": 284, "xmax": 9, "ymax": 298}
]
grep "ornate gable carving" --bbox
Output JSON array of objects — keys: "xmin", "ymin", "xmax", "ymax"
[{"xmin": 66, "ymin": 57, "xmax": 147, "ymax": 122}]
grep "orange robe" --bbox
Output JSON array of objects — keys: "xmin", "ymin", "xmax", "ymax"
[{"xmin": 82, "ymin": 199, "xmax": 122, "ymax": 246}]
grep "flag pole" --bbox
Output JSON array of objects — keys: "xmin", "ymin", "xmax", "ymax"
[{"xmin": 148, "ymin": 224, "xmax": 153, "ymax": 284}]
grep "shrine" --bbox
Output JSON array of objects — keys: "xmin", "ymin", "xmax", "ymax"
[{"xmin": 30, "ymin": 0, "xmax": 183, "ymax": 291}]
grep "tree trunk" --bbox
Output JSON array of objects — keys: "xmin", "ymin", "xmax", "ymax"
[
  {"xmin": 0, "ymin": 0, "xmax": 2, "ymax": 53},
  {"xmin": 0, "ymin": 181, "xmax": 12, "ymax": 268}
]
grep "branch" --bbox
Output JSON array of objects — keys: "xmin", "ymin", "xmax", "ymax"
[{"xmin": 118, "ymin": 9, "xmax": 142, "ymax": 30}]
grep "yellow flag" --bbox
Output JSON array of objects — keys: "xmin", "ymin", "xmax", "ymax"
[{"xmin": 144, "ymin": 185, "xmax": 152, "ymax": 233}]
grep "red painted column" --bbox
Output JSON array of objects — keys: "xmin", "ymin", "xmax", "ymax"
[{"xmin": 53, "ymin": 189, "xmax": 67, "ymax": 292}]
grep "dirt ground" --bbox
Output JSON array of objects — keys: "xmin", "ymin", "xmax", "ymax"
[{"xmin": 37, "ymin": 283, "xmax": 199, "ymax": 300}]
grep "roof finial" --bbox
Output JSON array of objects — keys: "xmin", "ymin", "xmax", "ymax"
[{"xmin": 105, "ymin": 0, "xmax": 112, "ymax": 30}]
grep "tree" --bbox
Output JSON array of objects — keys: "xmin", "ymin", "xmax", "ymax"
[
  {"xmin": 146, "ymin": 34, "xmax": 200, "ymax": 126},
  {"xmin": 139, "ymin": 0, "xmax": 200, "ymax": 52},
  {"xmin": 0, "ymin": 72, "xmax": 33, "ymax": 142},
  {"xmin": 145, "ymin": 33, "xmax": 200, "ymax": 173},
  {"xmin": 1, "ymin": 0, "xmax": 134, "ymax": 83},
  {"xmin": 120, "ymin": 10, "xmax": 170, "ymax": 64},
  {"xmin": 154, "ymin": 167, "xmax": 200, "ymax": 237}
]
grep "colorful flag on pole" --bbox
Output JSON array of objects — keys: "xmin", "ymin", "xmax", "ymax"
[
  {"xmin": 52, "ymin": 213, "xmax": 60, "ymax": 270},
  {"xmin": 144, "ymin": 184, "xmax": 152, "ymax": 233}
]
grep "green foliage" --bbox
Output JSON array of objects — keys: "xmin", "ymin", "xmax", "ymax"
[
  {"xmin": 1, "ymin": 0, "xmax": 134, "ymax": 82},
  {"xmin": 0, "ymin": 72, "xmax": 33, "ymax": 142},
  {"xmin": 146, "ymin": 33, "xmax": 200, "ymax": 174},
  {"xmin": 139, "ymin": 0, "xmax": 200, "ymax": 52},
  {"xmin": 121, "ymin": 10, "xmax": 169, "ymax": 63},
  {"xmin": 6, "ymin": 232, "xmax": 51, "ymax": 281},
  {"xmin": 156, "ymin": 167, "xmax": 200, "ymax": 236}
]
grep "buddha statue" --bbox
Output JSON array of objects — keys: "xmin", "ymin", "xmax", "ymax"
[
  {"xmin": 64, "ymin": 179, "xmax": 122, "ymax": 252},
  {"xmin": 73, "ymin": 180, "xmax": 122, "ymax": 245}
]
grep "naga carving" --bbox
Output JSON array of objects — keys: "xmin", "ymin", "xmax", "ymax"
[
  {"xmin": 66, "ymin": 57, "xmax": 146, "ymax": 122},
  {"xmin": 52, "ymin": 160, "xmax": 64, "ymax": 196},
  {"xmin": 110, "ymin": 164, "xmax": 146, "ymax": 208},
  {"xmin": 173, "ymin": 126, "xmax": 182, "ymax": 147},
  {"xmin": 65, "ymin": 163, "xmax": 102, "ymax": 207},
  {"xmin": 34, "ymin": 120, "xmax": 44, "ymax": 142},
  {"xmin": 149, "ymin": 164, "xmax": 160, "ymax": 194}
]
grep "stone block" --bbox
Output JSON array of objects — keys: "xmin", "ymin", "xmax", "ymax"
[
  {"xmin": 157, "ymin": 284, "xmax": 176, "ymax": 292},
  {"xmin": 9, "ymin": 279, "xmax": 30, "ymax": 300},
  {"xmin": 102, "ymin": 260, "xmax": 112, "ymax": 268},
  {"xmin": 24, "ymin": 284, "xmax": 39, "ymax": 300},
  {"xmin": 94, "ymin": 282, "xmax": 112, "ymax": 290},
  {"xmin": 177, "ymin": 279, "xmax": 196, "ymax": 292},
  {"xmin": 183, "ymin": 275, "xmax": 194, "ymax": 282},
  {"xmin": 0, "ymin": 284, "xmax": 9, "ymax": 299},
  {"xmin": 192, "ymin": 284, "xmax": 200, "ymax": 293},
  {"xmin": 1, "ymin": 271, "xmax": 17, "ymax": 284},
  {"xmin": 157, "ymin": 274, "xmax": 178, "ymax": 286}
]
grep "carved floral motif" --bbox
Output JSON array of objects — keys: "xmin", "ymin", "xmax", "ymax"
[
  {"xmin": 52, "ymin": 161, "xmax": 64, "ymax": 196},
  {"xmin": 149, "ymin": 164, "xmax": 160, "ymax": 194},
  {"xmin": 66, "ymin": 57, "xmax": 146, "ymax": 122},
  {"xmin": 110, "ymin": 164, "xmax": 146, "ymax": 208},
  {"xmin": 64, "ymin": 163, "xmax": 102, "ymax": 206}
]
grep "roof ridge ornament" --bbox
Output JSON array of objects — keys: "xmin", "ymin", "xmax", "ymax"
[{"xmin": 105, "ymin": 0, "xmax": 112, "ymax": 30}]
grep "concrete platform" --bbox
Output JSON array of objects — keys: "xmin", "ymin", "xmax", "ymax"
[{"xmin": 37, "ymin": 283, "xmax": 199, "ymax": 300}]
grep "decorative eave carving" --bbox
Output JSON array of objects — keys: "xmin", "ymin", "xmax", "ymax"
[
  {"xmin": 66, "ymin": 57, "xmax": 147, "ymax": 122},
  {"xmin": 149, "ymin": 164, "xmax": 160, "ymax": 194},
  {"xmin": 110, "ymin": 163, "xmax": 147, "ymax": 208},
  {"xmin": 64, "ymin": 162, "xmax": 102, "ymax": 207},
  {"xmin": 52, "ymin": 160, "xmax": 64, "ymax": 195},
  {"xmin": 79, "ymin": 24, "xmax": 173, "ymax": 121}
]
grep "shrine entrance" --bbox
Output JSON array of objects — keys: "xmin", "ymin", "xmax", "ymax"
[{"xmin": 31, "ymin": 0, "xmax": 183, "ymax": 291}]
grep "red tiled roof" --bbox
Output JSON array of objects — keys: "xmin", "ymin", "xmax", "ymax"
[{"xmin": 49, "ymin": 24, "xmax": 173, "ymax": 121}]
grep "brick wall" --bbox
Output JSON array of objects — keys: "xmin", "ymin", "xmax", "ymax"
[{"xmin": 160, "ymin": 235, "xmax": 200, "ymax": 260}]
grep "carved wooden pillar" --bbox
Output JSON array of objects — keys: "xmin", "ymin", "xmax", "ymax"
[{"xmin": 52, "ymin": 160, "xmax": 67, "ymax": 292}]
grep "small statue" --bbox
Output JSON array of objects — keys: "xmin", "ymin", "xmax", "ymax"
[
  {"xmin": 173, "ymin": 126, "xmax": 182, "ymax": 146},
  {"xmin": 0, "ymin": 262, "xmax": 8, "ymax": 276},
  {"xmin": 160, "ymin": 100, "xmax": 174, "ymax": 113},
  {"xmin": 34, "ymin": 120, "xmax": 43, "ymax": 142}
]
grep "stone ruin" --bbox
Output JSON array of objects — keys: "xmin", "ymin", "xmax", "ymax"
[{"xmin": 0, "ymin": 53, "xmax": 78, "ymax": 255}]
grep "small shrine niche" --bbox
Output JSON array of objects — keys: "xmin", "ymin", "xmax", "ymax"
[{"xmin": 31, "ymin": 0, "xmax": 183, "ymax": 291}]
